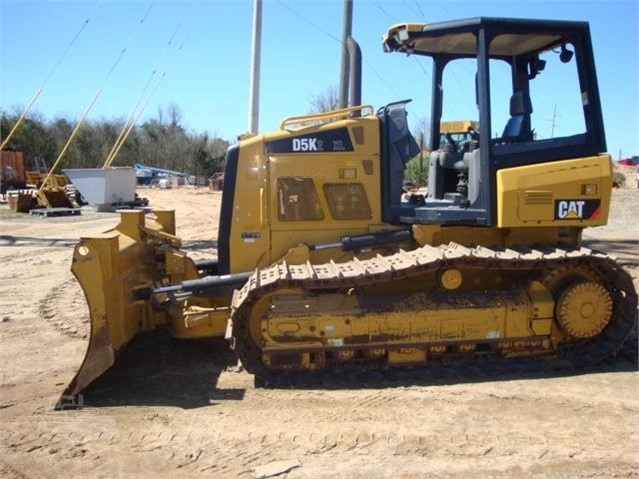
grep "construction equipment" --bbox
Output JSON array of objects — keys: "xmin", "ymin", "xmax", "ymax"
[
  {"xmin": 1, "ymin": 149, "xmax": 27, "ymax": 194},
  {"xmin": 61, "ymin": 17, "xmax": 637, "ymax": 404},
  {"xmin": 132, "ymin": 163, "xmax": 188, "ymax": 185},
  {"xmin": 1, "ymin": 150, "xmax": 75, "ymax": 212},
  {"xmin": 439, "ymin": 120, "xmax": 480, "ymax": 144},
  {"xmin": 1, "ymin": 149, "xmax": 33, "ymax": 212}
]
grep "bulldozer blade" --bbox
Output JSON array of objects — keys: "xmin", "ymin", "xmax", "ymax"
[
  {"xmin": 37, "ymin": 187, "xmax": 74, "ymax": 209},
  {"xmin": 57, "ymin": 211, "xmax": 174, "ymax": 408}
]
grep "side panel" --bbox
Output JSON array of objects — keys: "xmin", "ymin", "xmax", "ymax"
[
  {"xmin": 496, "ymin": 155, "xmax": 612, "ymax": 228},
  {"xmin": 222, "ymin": 137, "xmax": 271, "ymax": 274},
  {"xmin": 266, "ymin": 116, "xmax": 385, "ymax": 263},
  {"xmin": 221, "ymin": 113, "xmax": 391, "ymax": 274}
]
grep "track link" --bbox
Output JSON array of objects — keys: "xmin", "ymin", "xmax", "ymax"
[{"xmin": 230, "ymin": 243, "xmax": 637, "ymax": 386}]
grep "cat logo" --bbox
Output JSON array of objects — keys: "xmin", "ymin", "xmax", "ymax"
[
  {"xmin": 557, "ymin": 200, "xmax": 585, "ymax": 219},
  {"xmin": 554, "ymin": 199, "xmax": 601, "ymax": 220}
]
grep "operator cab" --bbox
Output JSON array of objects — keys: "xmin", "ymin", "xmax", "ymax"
[{"xmin": 380, "ymin": 17, "xmax": 607, "ymax": 226}]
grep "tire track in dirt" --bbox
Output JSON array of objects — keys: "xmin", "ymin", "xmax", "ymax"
[
  {"xmin": 4, "ymin": 409, "xmax": 636, "ymax": 479},
  {"xmin": 37, "ymin": 276, "xmax": 89, "ymax": 340},
  {"xmin": 0, "ymin": 460, "xmax": 31, "ymax": 479}
]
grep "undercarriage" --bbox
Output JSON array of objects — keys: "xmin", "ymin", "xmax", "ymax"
[{"xmin": 230, "ymin": 243, "xmax": 637, "ymax": 385}]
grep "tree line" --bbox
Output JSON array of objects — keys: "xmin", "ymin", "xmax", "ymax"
[
  {"xmin": 0, "ymin": 103, "xmax": 230, "ymax": 179},
  {"xmin": 2, "ymin": 89, "xmax": 432, "ymax": 186}
]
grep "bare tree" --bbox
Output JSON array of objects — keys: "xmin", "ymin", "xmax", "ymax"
[
  {"xmin": 412, "ymin": 116, "xmax": 431, "ymax": 151},
  {"xmin": 308, "ymin": 86, "xmax": 339, "ymax": 114},
  {"xmin": 167, "ymin": 103, "xmax": 183, "ymax": 130}
]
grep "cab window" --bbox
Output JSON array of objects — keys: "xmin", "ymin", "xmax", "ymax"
[
  {"xmin": 323, "ymin": 183, "xmax": 372, "ymax": 220},
  {"xmin": 277, "ymin": 177, "xmax": 324, "ymax": 221}
]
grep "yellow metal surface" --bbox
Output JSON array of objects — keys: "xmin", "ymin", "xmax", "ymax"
[
  {"xmin": 250, "ymin": 280, "xmax": 555, "ymax": 356},
  {"xmin": 438, "ymin": 268, "xmax": 463, "ymax": 290},
  {"xmin": 411, "ymin": 223, "xmax": 577, "ymax": 250},
  {"xmin": 439, "ymin": 120, "xmax": 479, "ymax": 134},
  {"xmin": 556, "ymin": 281, "xmax": 613, "ymax": 338},
  {"xmin": 383, "ymin": 22, "xmax": 428, "ymax": 44},
  {"xmin": 279, "ymin": 104, "xmax": 374, "ymax": 130},
  {"xmin": 170, "ymin": 305, "xmax": 229, "ymax": 338},
  {"xmin": 388, "ymin": 348, "xmax": 427, "ymax": 364},
  {"xmin": 36, "ymin": 187, "xmax": 74, "ymax": 209},
  {"xmin": 225, "ymin": 134, "xmax": 271, "ymax": 273},
  {"xmin": 526, "ymin": 280, "xmax": 555, "ymax": 337},
  {"xmin": 67, "ymin": 230, "xmax": 151, "ymax": 397},
  {"xmin": 497, "ymin": 155, "xmax": 612, "ymax": 228},
  {"xmin": 24, "ymin": 171, "xmax": 68, "ymax": 188},
  {"xmin": 227, "ymin": 113, "xmax": 386, "ymax": 273},
  {"xmin": 64, "ymin": 210, "xmax": 228, "ymax": 398}
]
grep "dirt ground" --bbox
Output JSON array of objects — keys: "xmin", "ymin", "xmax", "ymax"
[{"xmin": 1, "ymin": 187, "xmax": 637, "ymax": 479}]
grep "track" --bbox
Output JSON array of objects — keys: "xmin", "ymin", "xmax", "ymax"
[{"xmin": 230, "ymin": 242, "xmax": 637, "ymax": 386}]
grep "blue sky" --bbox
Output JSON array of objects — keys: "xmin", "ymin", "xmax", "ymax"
[{"xmin": 1, "ymin": 0, "xmax": 638, "ymax": 158}]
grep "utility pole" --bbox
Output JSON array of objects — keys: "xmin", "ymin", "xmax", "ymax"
[
  {"xmin": 419, "ymin": 131, "xmax": 424, "ymax": 186},
  {"xmin": 338, "ymin": 0, "xmax": 353, "ymax": 109},
  {"xmin": 550, "ymin": 104, "xmax": 558, "ymax": 138},
  {"xmin": 248, "ymin": 0, "xmax": 263, "ymax": 134}
]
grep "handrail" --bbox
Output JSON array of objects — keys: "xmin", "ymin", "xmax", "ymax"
[{"xmin": 279, "ymin": 104, "xmax": 374, "ymax": 130}]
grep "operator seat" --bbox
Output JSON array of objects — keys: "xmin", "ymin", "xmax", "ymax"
[{"xmin": 501, "ymin": 91, "xmax": 533, "ymax": 142}]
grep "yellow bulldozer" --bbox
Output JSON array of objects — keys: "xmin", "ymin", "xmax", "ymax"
[{"xmin": 61, "ymin": 17, "xmax": 637, "ymax": 405}]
